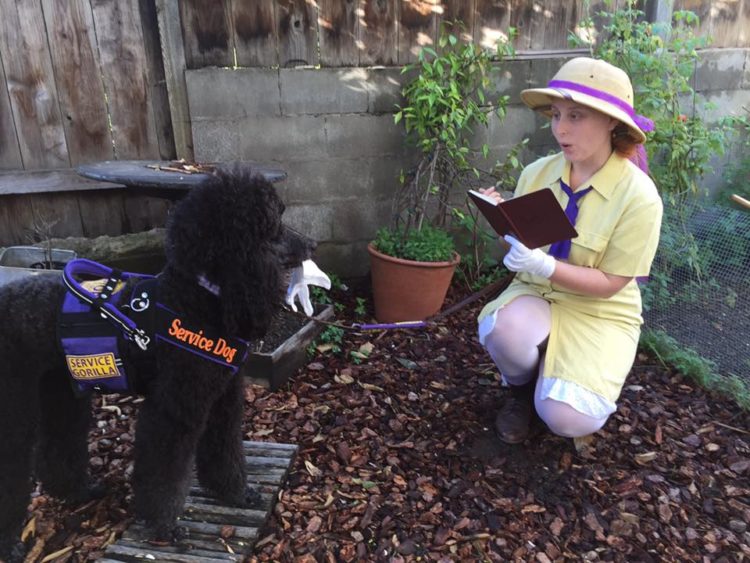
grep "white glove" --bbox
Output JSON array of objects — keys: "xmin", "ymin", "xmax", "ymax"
[
  {"xmin": 503, "ymin": 235, "xmax": 556, "ymax": 279},
  {"xmin": 285, "ymin": 260, "xmax": 332, "ymax": 316}
]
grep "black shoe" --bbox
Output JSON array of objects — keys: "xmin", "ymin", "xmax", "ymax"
[{"xmin": 494, "ymin": 381, "xmax": 535, "ymax": 444}]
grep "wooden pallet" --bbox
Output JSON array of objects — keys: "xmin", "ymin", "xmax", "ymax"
[{"xmin": 98, "ymin": 441, "xmax": 297, "ymax": 562}]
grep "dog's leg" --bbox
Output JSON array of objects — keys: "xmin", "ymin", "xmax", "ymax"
[
  {"xmin": 132, "ymin": 398, "xmax": 203, "ymax": 541},
  {"xmin": 0, "ymin": 375, "xmax": 39, "ymax": 563},
  {"xmin": 35, "ymin": 369, "xmax": 96, "ymax": 503},
  {"xmin": 195, "ymin": 375, "xmax": 259, "ymax": 507}
]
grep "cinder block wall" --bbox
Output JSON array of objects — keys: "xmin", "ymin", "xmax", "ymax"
[{"xmin": 187, "ymin": 48, "xmax": 750, "ymax": 277}]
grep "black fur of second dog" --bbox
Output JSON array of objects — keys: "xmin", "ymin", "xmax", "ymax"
[{"xmin": 0, "ymin": 165, "xmax": 316, "ymax": 562}]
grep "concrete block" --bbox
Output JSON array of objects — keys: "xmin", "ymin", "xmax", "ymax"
[
  {"xmin": 238, "ymin": 115, "xmax": 328, "ymax": 161},
  {"xmin": 487, "ymin": 104, "xmax": 538, "ymax": 149},
  {"xmin": 187, "ymin": 68, "xmax": 281, "ymax": 119},
  {"xmin": 325, "ymin": 114, "xmax": 406, "ymax": 158},
  {"xmin": 282, "ymin": 203, "xmax": 335, "ymax": 241},
  {"xmin": 694, "ymin": 49, "xmax": 747, "ymax": 92},
  {"xmin": 486, "ymin": 59, "xmax": 532, "ymax": 105},
  {"xmin": 330, "ymin": 198, "xmax": 391, "ymax": 241},
  {"xmin": 280, "ymin": 68, "xmax": 369, "ymax": 115},
  {"xmin": 280, "ymin": 155, "xmax": 413, "ymax": 204},
  {"xmin": 313, "ymin": 240, "xmax": 372, "ymax": 277},
  {"xmin": 744, "ymin": 50, "xmax": 750, "ymax": 89},
  {"xmin": 695, "ymin": 90, "xmax": 750, "ymax": 124},
  {"xmin": 367, "ymin": 67, "xmax": 408, "ymax": 114},
  {"xmin": 191, "ymin": 120, "xmax": 242, "ymax": 162}
]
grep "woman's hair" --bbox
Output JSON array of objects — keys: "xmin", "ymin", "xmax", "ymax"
[
  {"xmin": 611, "ymin": 122, "xmax": 640, "ymax": 159},
  {"xmin": 612, "ymin": 122, "xmax": 650, "ymax": 174}
]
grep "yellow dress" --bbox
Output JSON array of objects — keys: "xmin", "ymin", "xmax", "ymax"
[{"xmin": 478, "ymin": 152, "xmax": 663, "ymax": 404}]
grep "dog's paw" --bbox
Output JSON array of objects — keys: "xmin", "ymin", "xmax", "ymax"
[
  {"xmin": 243, "ymin": 486, "xmax": 262, "ymax": 507},
  {"xmin": 146, "ymin": 523, "xmax": 190, "ymax": 546}
]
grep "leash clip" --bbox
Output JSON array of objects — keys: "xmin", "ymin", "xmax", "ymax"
[{"xmin": 134, "ymin": 331, "xmax": 150, "ymax": 351}]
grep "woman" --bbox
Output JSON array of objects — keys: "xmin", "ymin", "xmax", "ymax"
[{"xmin": 478, "ymin": 57, "xmax": 663, "ymax": 444}]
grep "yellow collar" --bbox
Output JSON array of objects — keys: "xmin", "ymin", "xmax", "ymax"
[{"xmin": 550, "ymin": 152, "xmax": 628, "ymax": 201}]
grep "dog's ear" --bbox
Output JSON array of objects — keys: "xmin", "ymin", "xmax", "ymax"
[{"xmin": 215, "ymin": 240, "xmax": 281, "ymax": 338}]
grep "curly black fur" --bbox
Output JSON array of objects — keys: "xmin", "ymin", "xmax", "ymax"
[{"xmin": 0, "ymin": 165, "xmax": 316, "ymax": 561}]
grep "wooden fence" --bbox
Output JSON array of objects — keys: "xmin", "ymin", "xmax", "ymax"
[{"xmin": 0, "ymin": 0, "xmax": 748, "ymax": 246}]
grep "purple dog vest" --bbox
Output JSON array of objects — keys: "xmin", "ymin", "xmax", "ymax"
[{"xmin": 58, "ymin": 259, "xmax": 250, "ymax": 395}]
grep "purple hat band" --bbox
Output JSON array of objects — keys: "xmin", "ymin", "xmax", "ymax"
[{"xmin": 547, "ymin": 79, "xmax": 654, "ymax": 133}]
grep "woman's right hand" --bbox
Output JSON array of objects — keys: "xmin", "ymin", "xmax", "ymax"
[{"xmin": 479, "ymin": 186, "xmax": 504, "ymax": 204}]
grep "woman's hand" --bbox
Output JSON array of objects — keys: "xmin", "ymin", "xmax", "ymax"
[{"xmin": 478, "ymin": 186, "xmax": 504, "ymax": 204}]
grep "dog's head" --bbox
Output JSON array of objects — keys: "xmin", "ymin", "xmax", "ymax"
[{"xmin": 164, "ymin": 163, "xmax": 316, "ymax": 338}]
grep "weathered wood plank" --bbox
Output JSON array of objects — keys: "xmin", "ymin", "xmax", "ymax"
[
  {"xmin": 0, "ymin": 0, "xmax": 69, "ymax": 169},
  {"xmin": 319, "ymin": 0, "xmax": 359, "ymax": 66},
  {"xmin": 0, "ymin": 46, "xmax": 23, "ymax": 170},
  {"xmin": 28, "ymin": 193, "xmax": 85, "ymax": 240},
  {"xmin": 231, "ymin": 0, "xmax": 278, "ymax": 67},
  {"xmin": 398, "ymin": 0, "xmax": 439, "ymax": 64},
  {"xmin": 360, "ymin": 0, "xmax": 398, "ymax": 65},
  {"xmin": 277, "ymin": 0, "xmax": 318, "ymax": 67},
  {"xmin": 156, "ymin": 0, "xmax": 194, "ymax": 160},
  {"xmin": 103, "ymin": 442, "xmax": 295, "ymax": 562},
  {"xmin": 138, "ymin": 0, "xmax": 177, "ymax": 159},
  {"xmin": 474, "ymin": 0, "xmax": 511, "ymax": 50},
  {"xmin": 179, "ymin": 0, "xmax": 234, "ymax": 69},
  {"xmin": 41, "ymin": 0, "xmax": 113, "ymax": 166},
  {"xmin": 439, "ymin": 0, "xmax": 476, "ymax": 42},
  {"xmin": 122, "ymin": 195, "xmax": 171, "ymax": 233},
  {"xmin": 91, "ymin": 0, "xmax": 161, "ymax": 159},
  {"xmin": 513, "ymin": 0, "xmax": 585, "ymax": 51},
  {"xmin": 0, "ymin": 196, "xmax": 35, "ymax": 245},
  {"xmin": 76, "ymin": 191, "xmax": 128, "ymax": 238},
  {"xmin": 105, "ymin": 543, "xmax": 235, "ymax": 563}
]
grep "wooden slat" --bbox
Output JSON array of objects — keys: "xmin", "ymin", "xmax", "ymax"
[
  {"xmin": 101, "ymin": 441, "xmax": 297, "ymax": 562},
  {"xmin": 0, "ymin": 195, "xmax": 35, "ymax": 245},
  {"xmin": 76, "ymin": 191, "xmax": 128, "ymax": 238},
  {"xmin": 513, "ymin": 0, "xmax": 585, "ymax": 51},
  {"xmin": 0, "ymin": 45, "xmax": 23, "ymax": 170},
  {"xmin": 28, "ymin": 193, "xmax": 85, "ymax": 240},
  {"xmin": 230, "ymin": 0, "xmax": 278, "ymax": 67},
  {"xmin": 0, "ymin": 0, "xmax": 69, "ymax": 169},
  {"xmin": 474, "ymin": 0, "xmax": 511, "ymax": 50},
  {"xmin": 179, "ymin": 0, "xmax": 234, "ymax": 69},
  {"xmin": 138, "ymin": 0, "xmax": 177, "ymax": 160},
  {"xmin": 41, "ymin": 0, "xmax": 113, "ymax": 166},
  {"xmin": 360, "ymin": 0, "xmax": 398, "ymax": 65},
  {"xmin": 319, "ymin": 0, "xmax": 359, "ymax": 66},
  {"xmin": 277, "ymin": 0, "xmax": 318, "ymax": 67},
  {"xmin": 398, "ymin": 0, "xmax": 439, "ymax": 64},
  {"xmin": 91, "ymin": 0, "xmax": 162, "ymax": 160},
  {"xmin": 156, "ymin": 0, "xmax": 194, "ymax": 160},
  {"xmin": 439, "ymin": 0, "xmax": 476, "ymax": 42}
]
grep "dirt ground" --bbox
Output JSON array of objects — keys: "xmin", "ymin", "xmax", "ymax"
[{"xmin": 16, "ymin": 278, "xmax": 750, "ymax": 562}]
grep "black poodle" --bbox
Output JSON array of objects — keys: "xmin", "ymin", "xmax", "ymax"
[{"xmin": 0, "ymin": 164, "xmax": 316, "ymax": 562}]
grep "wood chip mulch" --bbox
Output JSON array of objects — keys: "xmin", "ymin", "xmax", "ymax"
[{"xmin": 19, "ymin": 279, "xmax": 750, "ymax": 563}]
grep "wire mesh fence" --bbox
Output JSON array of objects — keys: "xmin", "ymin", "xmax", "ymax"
[{"xmin": 643, "ymin": 198, "xmax": 750, "ymax": 381}]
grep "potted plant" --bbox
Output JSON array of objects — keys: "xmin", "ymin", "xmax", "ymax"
[{"xmin": 368, "ymin": 24, "xmax": 516, "ymax": 322}]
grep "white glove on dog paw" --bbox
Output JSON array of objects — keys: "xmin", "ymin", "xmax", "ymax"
[
  {"xmin": 286, "ymin": 260, "xmax": 332, "ymax": 316},
  {"xmin": 503, "ymin": 235, "xmax": 556, "ymax": 279}
]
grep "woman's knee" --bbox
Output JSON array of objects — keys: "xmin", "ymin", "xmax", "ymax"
[{"xmin": 535, "ymin": 398, "xmax": 608, "ymax": 438}]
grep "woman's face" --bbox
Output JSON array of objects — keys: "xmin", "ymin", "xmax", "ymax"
[{"xmin": 550, "ymin": 100, "xmax": 618, "ymax": 170}]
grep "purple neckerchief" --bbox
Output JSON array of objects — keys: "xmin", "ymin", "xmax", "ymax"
[
  {"xmin": 547, "ymin": 79, "xmax": 655, "ymax": 133},
  {"xmin": 548, "ymin": 180, "xmax": 593, "ymax": 259}
]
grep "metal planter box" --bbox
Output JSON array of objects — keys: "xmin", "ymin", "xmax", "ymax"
[{"xmin": 0, "ymin": 246, "xmax": 77, "ymax": 286}]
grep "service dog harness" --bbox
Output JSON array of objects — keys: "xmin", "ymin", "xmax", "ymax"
[{"xmin": 59, "ymin": 259, "xmax": 249, "ymax": 395}]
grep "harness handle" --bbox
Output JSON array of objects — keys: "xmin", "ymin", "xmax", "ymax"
[{"xmin": 63, "ymin": 259, "xmax": 154, "ymax": 348}]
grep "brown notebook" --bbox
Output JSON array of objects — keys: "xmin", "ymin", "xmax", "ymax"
[{"xmin": 468, "ymin": 188, "xmax": 578, "ymax": 249}]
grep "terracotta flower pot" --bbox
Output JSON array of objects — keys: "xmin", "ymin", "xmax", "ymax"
[{"xmin": 368, "ymin": 243, "xmax": 460, "ymax": 323}]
